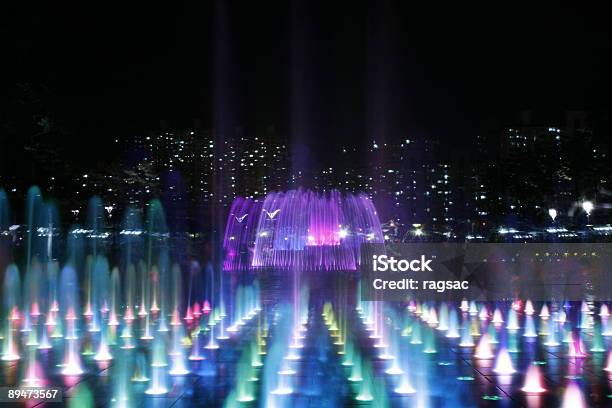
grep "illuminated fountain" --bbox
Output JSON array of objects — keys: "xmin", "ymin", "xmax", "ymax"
[
  {"xmin": 506, "ymin": 308, "xmax": 519, "ymax": 331},
  {"xmin": 262, "ymin": 305, "xmax": 295, "ymax": 406},
  {"xmin": 459, "ymin": 317, "xmax": 474, "ymax": 347},
  {"xmin": 60, "ymin": 265, "xmax": 84, "ymax": 376},
  {"xmin": 446, "ymin": 308, "xmax": 460, "ymax": 338},
  {"xmin": 111, "ymin": 349, "xmax": 133, "ymax": 407},
  {"xmin": 521, "ymin": 364, "xmax": 546, "ymax": 393},
  {"xmin": 544, "ymin": 317, "xmax": 560, "ymax": 346},
  {"xmin": 2, "ymin": 264, "xmax": 21, "ymax": 361},
  {"xmin": 493, "ymin": 348, "xmax": 515, "ymax": 374},
  {"xmin": 561, "ymin": 381, "xmax": 586, "ymax": 408},
  {"xmin": 223, "ymin": 190, "xmax": 383, "ymax": 271},
  {"xmin": 474, "ymin": 334, "xmax": 494, "ymax": 359},
  {"xmin": 2, "ymin": 185, "xmax": 612, "ymax": 407},
  {"xmin": 145, "ymin": 335, "xmax": 169, "ymax": 395},
  {"xmin": 0, "ymin": 188, "xmax": 273, "ymax": 406}
]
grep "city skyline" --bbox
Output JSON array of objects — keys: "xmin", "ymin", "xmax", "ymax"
[{"xmin": 1, "ymin": 107, "xmax": 610, "ymax": 235}]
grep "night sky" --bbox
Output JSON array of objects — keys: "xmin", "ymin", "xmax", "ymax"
[{"xmin": 3, "ymin": 3, "xmax": 612, "ymax": 169}]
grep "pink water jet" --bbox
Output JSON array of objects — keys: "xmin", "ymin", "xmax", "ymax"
[
  {"xmin": 184, "ymin": 306, "xmax": 194, "ymax": 321},
  {"xmin": 30, "ymin": 302, "xmax": 40, "ymax": 317},
  {"xmin": 524, "ymin": 300, "xmax": 535, "ymax": 315},
  {"xmin": 561, "ymin": 382, "xmax": 586, "ymax": 408},
  {"xmin": 124, "ymin": 307, "xmax": 135, "ymax": 321},
  {"xmin": 107, "ymin": 310, "xmax": 119, "ymax": 326},
  {"xmin": 9, "ymin": 306, "xmax": 20, "ymax": 321},
  {"xmin": 193, "ymin": 302, "xmax": 202, "ymax": 317},
  {"xmin": 493, "ymin": 348, "xmax": 515, "ymax": 374},
  {"xmin": 474, "ymin": 334, "xmax": 494, "ymax": 359},
  {"xmin": 521, "ymin": 365, "xmax": 546, "ymax": 393},
  {"xmin": 45, "ymin": 312, "xmax": 56, "ymax": 327},
  {"xmin": 539, "ymin": 304, "xmax": 550, "ymax": 319},
  {"xmin": 568, "ymin": 335, "xmax": 587, "ymax": 358},
  {"xmin": 603, "ymin": 351, "xmax": 612, "ymax": 372}
]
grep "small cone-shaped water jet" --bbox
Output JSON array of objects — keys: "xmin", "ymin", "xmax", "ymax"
[
  {"xmin": 355, "ymin": 362, "xmax": 374, "ymax": 401},
  {"xmin": 446, "ymin": 308, "xmax": 460, "ymax": 338},
  {"xmin": 145, "ymin": 336, "xmax": 168, "ymax": 395},
  {"xmin": 423, "ymin": 326, "xmax": 437, "ymax": 354},
  {"xmin": 62, "ymin": 337, "xmax": 84, "ymax": 376},
  {"xmin": 539, "ymin": 303, "xmax": 550, "ymax": 319},
  {"xmin": 437, "ymin": 303, "xmax": 449, "ymax": 331},
  {"xmin": 506, "ymin": 308, "xmax": 519, "ymax": 331},
  {"xmin": 234, "ymin": 346, "xmax": 256, "ymax": 402},
  {"xmin": 94, "ymin": 334, "xmax": 113, "ymax": 361},
  {"xmin": 478, "ymin": 305, "xmax": 488, "ymax": 321},
  {"xmin": 604, "ymin": 351, "xmax": 612, "ymax": 372},
  {"xmin": 131, "ymin": 351, "xmax": 150, "ymax": 382},
  {"xmin": 590, "ymin": 322, "xmax": 605, "ymax": 352},
  {"xmin": 600, "ymin": 303, "xmax": 609, "ymax": 317},
  {"xmin": 523, "ymin": 315, "xmax": 537, "ymax": 337},
  {"xmin": 474, "ymin": 334, "xmax": 494, "ymax": 359},
  {"xmin": 492, "ymin": 308, "xmax": 503, "ymax": 326},
  {"xmin": 22, "ymin": 347, "xmax": 43, "ymax": 387},
  {"xmin": 561, "ymin": 382, "xmax": 586, "ymax": 408},
  {"xmin": 459, "ymin": 319, "xmax": 474, "ymax": 347},
  {"xmin": 111, "ymin": 349, "xmax": 133, "ymax": 408},
  {"xmin": 410, "ymin": 321, "xmax": 422, "ymax": 344},
  {"xmin": 521, "ymin": 364, "xmax": 546, "ymax": 393},
  {"xmin": 568, "ymin": 334, "xmax": 587, "ymax": 358},
  {"xmin": 524, "ymin": 300, "xmax": 535, "ymax": 315},
  {"xmin": 468, "ymin": 301, "xmax": 478, "ymax": 316},
  {"xmin": 348, "ymin": 354, "xmax": 363, "ymax": 382},
  {"xmin": 394, "ymin": 372, "xmax": 416, "ymax": 395},
  {"xmin": 188, "ymin": 329, "xmax": 205, "ymax": 361},
  {"xmin": 342, "ymin": 340, "xmax": 354, "ymax": 366},
  {"xmin": 493, "ymin": 348, "xmax": 515, "ymax": 374},
  {"xmin": 544, "ymin": 318, "xmax": 560, "ymax": 347}
]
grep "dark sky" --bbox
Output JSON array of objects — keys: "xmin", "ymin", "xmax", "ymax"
[{"xmin": 3, "ymin": 2, "xmax": 612, "ymax": 168}]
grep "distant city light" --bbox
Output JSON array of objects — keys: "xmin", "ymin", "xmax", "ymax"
[
  {"xmin": 546, "ymin": 227, "xmax": 567, "ymax": 233},
  {"xmin": 548, "ymin": 208, "xmax": 557, "ymax": 221},
  {"xmin": 582, "ymin": 201, "xmax": 594, "ymax": 215},
  {"xmin": 119, "ymin": 229, "xmax": 143, "ymax": 236}
]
